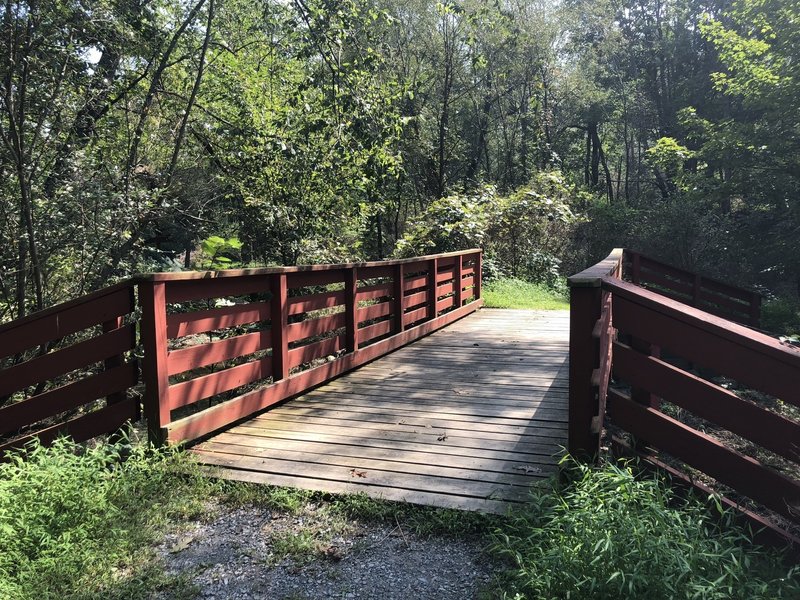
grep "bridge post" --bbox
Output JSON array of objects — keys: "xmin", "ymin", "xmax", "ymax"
[
  {"xmin": 270, "ymin": 273, "xmax": 289, "ymax": 381},
  {"xmin": 345, "ymin": 267, "xmax": 359, "ymax": 352},
  {"xmin": 427, "ymin": 258, "xmax": 438, "ymax": 320},
  {"xmin": 454, "ymin": 254, "xmax": 463, "ymax": 308},
  {"xmin": 474, "ymin": 251, "xmax": 482, "ymax": 300},
  {"xmin": 139, "ymin": 280, "xmax": 170, "ymax": 445},
  {"xmin": 568, "ymin": 283, "xmax": 603, "ymax": 461},
  {"xmin": 567, "ymin": 248, "xmax": 624, "ymax": 462},
  {"xmin": 393, "ymin": 263, "xmax": 405, "ymax": 333}
]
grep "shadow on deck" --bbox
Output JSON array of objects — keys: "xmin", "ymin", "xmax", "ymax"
[{"xmin": 191, "ymin": 309, "xmax": 569, "ymax": 513}]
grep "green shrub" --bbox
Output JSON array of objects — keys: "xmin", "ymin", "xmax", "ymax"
[
  {"xmin": 491, "ymin": 459, "xmax": 799, "ymax": 599},
  {"xmin": 761, "ymin": 297, "xmax": 800, "ymax": 335},
  {"xmin": 0, "ymin": 437, "xmax": 213, "ymax": 599}
]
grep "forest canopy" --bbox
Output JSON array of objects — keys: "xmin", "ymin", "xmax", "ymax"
[{"xmin": 0, "ymin": 0, "xmax": 797, "ymax": 323}]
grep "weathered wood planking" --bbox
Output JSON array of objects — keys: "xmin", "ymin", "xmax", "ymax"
[{"xmin": 191, "ymin": 309, "xmax": 569, "ymax": 514}]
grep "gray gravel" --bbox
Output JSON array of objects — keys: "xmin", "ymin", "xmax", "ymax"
[{"xmin": 156, "ymin": 504, "xmax": 498, "ymax": 599}]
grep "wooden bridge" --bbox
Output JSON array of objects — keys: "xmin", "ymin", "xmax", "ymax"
[{"xmin": 1, "ymin": 249, "xmax": 798, "ymax": 547}]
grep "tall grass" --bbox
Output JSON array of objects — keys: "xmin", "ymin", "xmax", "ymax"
[
  {"xmin": 491, "ymin": 459, "xmax": 799, "ymax": 599},
  {"xmin": 0, "ymin": 437, "xmax": 214, "ymax": 600}
]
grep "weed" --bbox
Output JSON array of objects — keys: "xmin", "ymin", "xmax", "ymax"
[
  {"xmin": 483, "ymin": 278, "xmax": 569, "ymax": 310},
  {"xmin": 490, "ymin": 457, "xmax": 799, "ymax": 599},
  {"xmin": 0, "ymin": 437, "xmax": 214, "ymax": 599}
]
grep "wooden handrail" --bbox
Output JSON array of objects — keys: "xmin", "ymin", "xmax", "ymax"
[
  {"xmin": 0, "ymin": 249, "xmax": 483, "ymax": 454},
  {"xmin": 139, "ymin": 249, "xmax": 483, "ymax": 444},
  {"xmin": 133, "ymin": 249, "xmax": 482, "ymax": 282},
  {"xmin": 626, "ymin": 250, "xmax": 761, "ymax": 327},
  {"xmin": 569, "ymin": 247, "xmax": 799, "ymax": 550}
]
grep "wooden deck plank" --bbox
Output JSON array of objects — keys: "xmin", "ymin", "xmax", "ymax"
[
  {"xmin": 193, "ymin": 309, "xmax": 570, "ymax": 512},
  {"xmin": 211, "ymin": 428, "xmax": 561, "ymax": 462}
]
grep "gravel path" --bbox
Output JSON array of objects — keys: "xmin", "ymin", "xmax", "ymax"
[{"xmin": 157, "ymin": 504, "xmax": 498, "ymax": 599}]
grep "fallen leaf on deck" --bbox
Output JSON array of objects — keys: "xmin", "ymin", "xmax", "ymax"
[{"xmin": 350, "ymin": 469, "xmax": 367, "ymax": 478}]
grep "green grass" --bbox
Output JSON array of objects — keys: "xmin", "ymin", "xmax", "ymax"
[
  {"xmin": 490, "ymin": 458, "xmax": 799, "ymax": 600},
  {"xmin": 0, "ymin": 437, "xmax": 216, "ymax": 600},
  {"xmin": 4, "ymin": 439, "xmax": 796, "ymax": 599},
  {"xmin": 483, "ymin": 278, "xmax": 569, "ymax": 310}
]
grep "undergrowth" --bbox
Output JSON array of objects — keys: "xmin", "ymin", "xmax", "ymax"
[
  {"xmin": 483, "ymin": 278, "xmax": 569, "ymax": 310},
  {"xmin": 490, "ymin": 458, "xmax": 799, "ymax": 599},
  {"xmin": 0, "ymin": 437, "xmax": 215, "ymax": 600}
]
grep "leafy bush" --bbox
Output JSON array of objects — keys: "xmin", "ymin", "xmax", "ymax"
[
  {"xmin": 762, "ymin": 297, "xmax": 800, "ymax": 335},
  {"xmin": 0, "ymin": 438, "xmax": 213, "ymax": 599},
  {"xmin": 491, "ymin": 459, "xmax": 799, "ymax": 600},
  {"xmin": 395, "ymin": 172, "xmax": 586, "ymax": 286}
]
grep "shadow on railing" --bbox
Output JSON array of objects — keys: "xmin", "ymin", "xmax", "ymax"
[
  {"xmin": 569, "ymin": 248, "xmax": 800, "ymax": 552},
  {"xmin": 0, "ymin": 249, "xmax": 483, "ymax": 453}
]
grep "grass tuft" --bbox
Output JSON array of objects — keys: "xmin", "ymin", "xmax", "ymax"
[
  {"xmin": 490, "ymin": 457, "xmax": 799, "ymax": 599},
  {"xmin": 483, "ymin": 278, "xmax": 569, "ymax": 310},
  {"xmin": 0, "ymin": 437, "xmax": 215, "ymax": 600}
]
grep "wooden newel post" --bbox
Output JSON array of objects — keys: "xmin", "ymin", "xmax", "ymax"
[
  {"xmin": 568, "ymin": 282, "xmax": 603, "ymax": 461},
  {"xmin": 750, "ymin": 293, "xmax": 761, "ymax": 328},
  {"xmin": 103, "ymin": 284, "xmax": 136, "ymax": 443},
  {"xmin": 270, "ymin": 273, "xmax": 289, "ymax": 381},
  {"xmin": 345, "ymin": 267, "xmax": 359, "ymax": 352},
  {"xmin": 393, "ymin": 263, "xmax": 405, "ymax": 334},
  {"xmin": 139, "ymin": 281, "xmax": 171, "ymax": 446},
  {"xmin": 427, "ymin": 258, "xmax": 438, "ymax": 320},
  {"xmin": 474, "ymin": 251, "xmax": 482, "ymax": 300},
  {"xmin": 454, "ymin": 254, "xmax": 463, "ymax": 308}
]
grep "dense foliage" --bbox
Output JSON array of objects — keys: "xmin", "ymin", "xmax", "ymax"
[
  {"xmin": 0, "ymin": 0, "xmax": 797, "ymax": 326},
  {"xmin": 0, "ymin": 438, "xmax": 215, "ymax": 599},
  {"xmin": 492, "ymin": 459, "xmax": 800, "ymax": 599}
]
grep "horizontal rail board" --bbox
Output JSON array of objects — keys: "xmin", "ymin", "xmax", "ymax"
[
  {"xmin": 0, "ymin": 286, "xmax": 135, "ymax": 360},
  {"xmin": 356, "ymin": 283, "xmax": 393, "ymax": 301},
  {"xmin": 638, "ymin": 258, "xmax": 693, "ymax": 285},
  {"xmin": 404, "ymin": 290, "xmax": 428, "ymax": 308},
  {"xmin": 607, "ymin": 279, "xmax": 800, "ymax": 407},
  {"xmin": 0, "ymin": 398, "xmax": 138, "ymax": 454},
  {"xmin": 0, "ymin": 325, "xmax": 136, "ymax": 397},
  {"xmin": 404, "ymin": 274, "xmax": 429, "ymax": 292},
  {"xmin": 436, "ymin": 268, "xmax": 455, "ymax": 284},
  {"xmin": 607, "ymin": 389, "xmax": 800, "ymax": 521},
  {"xmin": 639, "ymin": 270, "xmax": 694, "ymax": 296},
  {"xmin": 286, "ymin": 313, "xmax": 346, "ymax": 344},
  {"xmin": 436, "ymin": 296, "xmax": 455, "ymax": 313},
  {"xmin": 403, "ymin": 306, "xmax": 428, "ymax": 325},
  {"xmin": 700, "ymin": 275, "xmax": 757, "ymax": 304},
  {"xmin": 168, "ymin": 330, "xmax": 270, "ymax": 376},
  {"xmin": 167, "ymin": 302, "xmax": 270, "ymax": 338},
  {"xmin": 0, "ymin": 363, "xmax": 138, "ymax": 436},
  {"xmin": 288, "ymin": 334, "xmax": 345, "ymax": 369},
  {"xmin": 358, "ymin": 319, "xmax": 393, "ymax": 344},
  {"xmin": 165, "ymin": 275, "xmax": 271, "ymax": 304},
  {"xmin": 612, "ymin": 342, "xmax": 800, "ymax": 462},
  {"xmin": 287, "ymin": 290, "xmax": 345, "ymax": 315},
  {"xmin": 169, "ymin": 356, "xmax": 273, "ymax": 409},
  {"xmin": 358, "ymin": 301, "xmax": 392, "ymax": 323}
]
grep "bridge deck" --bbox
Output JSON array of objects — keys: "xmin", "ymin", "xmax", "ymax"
[{"xmin": 192, "ymin": 309, "xmax": 569, "ymax": 513}]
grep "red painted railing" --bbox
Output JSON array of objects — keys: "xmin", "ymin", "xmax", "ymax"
[
  {"xmin": 627, "ymin": 250, "xmax": 761, "ymax": 327},
  {"xmin": 569, "ymin": 249, "xmax": 800, "ymax": 549},
  {"xmin": 0, "ymin": 283, "xmax": 139, "ymax": 453},
  {"xmin": 0, "ymin": 249, "xmax": 483, "ymax": 452}
]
